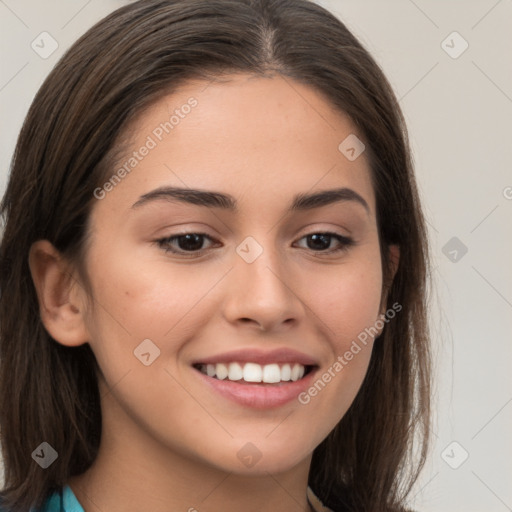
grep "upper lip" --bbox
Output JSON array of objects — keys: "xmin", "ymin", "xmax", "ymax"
[{"xmin": 192, "ymin": 348, "xmax": 318, "ymax": 367}]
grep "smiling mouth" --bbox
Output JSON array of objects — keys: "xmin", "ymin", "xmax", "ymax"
[{"xmin": 193, "ymin": 362, "xmax": 315, "ymax": 384}]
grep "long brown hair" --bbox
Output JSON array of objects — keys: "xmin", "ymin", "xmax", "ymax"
[{"xmin": 0, "ymin": 1, "xmax": 431, "ymax": 510}]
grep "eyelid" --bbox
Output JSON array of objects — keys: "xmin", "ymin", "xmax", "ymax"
[{"xmin": 296, "ymin": 222, "xmax": 352, "ymax": 238}]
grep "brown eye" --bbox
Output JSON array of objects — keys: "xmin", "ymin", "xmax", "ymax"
[
  {"xmin": 156, "ymin": 233, "xmax": 216, "ymax": 255},
  {"xmin": 295, "ymin": 232, "xmax": 354, "ymax": 254}
]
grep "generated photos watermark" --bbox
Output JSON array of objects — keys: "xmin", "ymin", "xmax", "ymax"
[
  {"xmin": 298, "ymin": 301, "xmax": 402, "ymax": 405},
  {"xmin": 93, "ymin": 97, "xmax": 198, "ymax": 200}
]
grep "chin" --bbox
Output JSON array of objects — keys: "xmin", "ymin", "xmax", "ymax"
[{"xmin": 211, "ymin": 439, "xmax": 314, "ymax": 476}]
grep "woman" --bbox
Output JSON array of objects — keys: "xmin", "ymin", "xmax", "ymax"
[{"xmin": 0, "ymin": 0, "xmax": 431, "ymax": 510}]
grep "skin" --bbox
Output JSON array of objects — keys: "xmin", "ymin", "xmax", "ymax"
[{"xmin": 30, "ymin": 73, "xmax": 398, "ymax": 512}]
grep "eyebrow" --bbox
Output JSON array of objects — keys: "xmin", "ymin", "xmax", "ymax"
[{"xmin": 131, "ymin": 186, "xmax": 370, "ymax": 214}]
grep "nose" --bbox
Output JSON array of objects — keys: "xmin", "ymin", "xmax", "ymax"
[{"xmin": 222, "ymin": 242, "xmax": 304, "ymax": 332}]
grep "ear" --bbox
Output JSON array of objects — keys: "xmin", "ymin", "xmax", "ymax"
[
  {"xmin": 379, "ymin": 244, "xmax": 400, "ymax": 317},
  {"xmin": 387, "ymin": 244, "xmax": 400, "ymax": 282},
  {"xmin": 28, "ymin": 240, "xmax": 89, "ymax": 347}
]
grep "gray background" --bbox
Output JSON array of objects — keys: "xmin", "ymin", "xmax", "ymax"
[{"xmin": 1, "ymin": 1, "xmax": 511, "ymax": 510}]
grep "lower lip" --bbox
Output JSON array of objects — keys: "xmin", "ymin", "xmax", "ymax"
[{"xmin": 194, "ymin": 367, "xmax": 317, "ymax": 409}]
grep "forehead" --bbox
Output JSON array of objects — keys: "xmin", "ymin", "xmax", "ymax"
[{"xmin": 94, "ymin": 73, "xmax": 376, "ymax": 218}]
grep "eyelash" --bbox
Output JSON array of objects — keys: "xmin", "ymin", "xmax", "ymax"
[{"xmin": 155, "ymin": 231, "xmax": 355, "ymax": 258}]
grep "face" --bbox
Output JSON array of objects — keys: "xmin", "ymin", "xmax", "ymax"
[{"xmin": 78, "ymin": 73, "xmax": 391, "ymax": 475}]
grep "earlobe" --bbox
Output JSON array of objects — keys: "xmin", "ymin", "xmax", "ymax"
[
  {"xmin": 28, "ymin": 240, "xmax": 89, "ymax": 347},
  {"xmin": 388, "ymin": 244, "xmax": 400, "ymax": 282}
]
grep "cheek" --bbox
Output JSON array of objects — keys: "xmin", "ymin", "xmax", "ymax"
[
  {"xmin": 82, "ymin": 244, "xmax": 229, "ymax": 358},
  {"xmin": 310, "ymin": 257, "xmax": 383, "ymax": 348},
  {"xmin": 297, "ymin": 250, "xmax": 383, "ymax": 418}
]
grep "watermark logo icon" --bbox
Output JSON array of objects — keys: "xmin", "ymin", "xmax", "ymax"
[
  {"xmin": 442, "ymin": 236, "xmax": 468, "ymax": 263},
  {"xmin": 31, "ymin": 32, "xmax": 58, "ymax": 59},
  {"xmin": 441, "ymin": 31, "xmax": 469, "ymax": 59},
  {"xmin": 32, "ymin": 442, "xmax": 58, "ymax": 469},
  {"xmin": 441, "ymin": 441, "xmax": 469, "ymax": 469},
  {"xmin": 236, "ymin": 236, "xmax": 263, "ymax": 263},
  {"xmin": 237, "ymin": 442, "xmax": 262, "ymax": 468},
  {"xmin": 134, "ymin": 338, "xmax": 161, "ymax": 366},
  {"xmin": 338, "ymin": 134, "xmax": 365, "ymax": 161}
]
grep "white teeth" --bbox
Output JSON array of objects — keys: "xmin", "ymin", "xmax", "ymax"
[
  {"xmin": 228, "ymin": 362, "xmax": 243, "ymax": 381},
  {"xmin": 290, "ymin": 363, "xmax": 304, "ymax": 381},
  {"xmin": 280, "ymin": 363, "xmax": 291, "ymax": 381},
  {"xmin": 199, "ymin": 362, "xmax": 308, "ymax": 383},
  {"xmin": 262, "ymin": 364, "xmax": 281, "ymax": 383},
  {"xmin": 215, "ymin": 363, "xmax": 229, "ymax": 380},
  {"xmin": 243, "ymin": 363, "xmax": 262, "ymax": 382}
]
